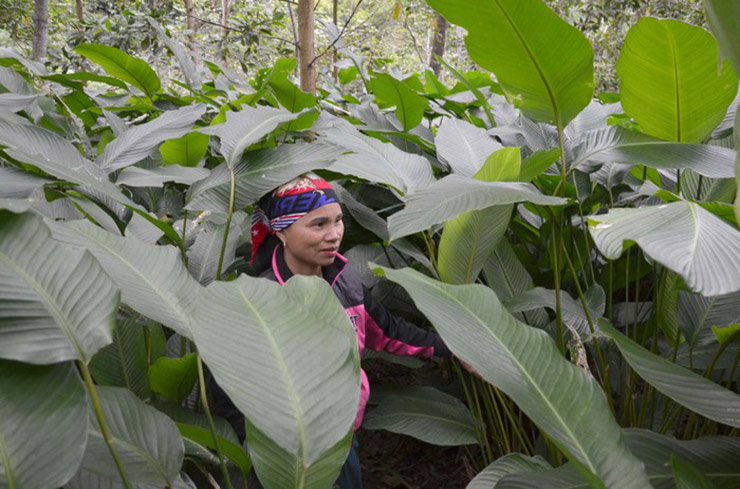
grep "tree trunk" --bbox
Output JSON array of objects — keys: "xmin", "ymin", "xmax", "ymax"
[
  {"xmin": 75, "ymin": 0, "xmax": 83, "ymax": 23},
  {"xmin": 184, "ymin": 0, "xmax": 195, "ymax": 32},
  {"xmin": 429, "ymin": 13, "xmax": 448, "ymax": 76},
  {"xmin": 297, "ymin": 0, "xmax": 316, "ymax": 94},
  {"xmin": 220, "ymin": 0, "xmax": 230, "ymax": 38},
  {"xmin": 331, "ymin": 0, "xmax": 338, "ymax": 81},
  {"xmin": 31, "ymin": 0, "xmax": 48, "ymax": 60}
]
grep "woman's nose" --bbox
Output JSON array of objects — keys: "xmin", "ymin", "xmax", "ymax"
[{"xmin": 326, "ymin": 223, "xmax": 342, "ymax": 241}]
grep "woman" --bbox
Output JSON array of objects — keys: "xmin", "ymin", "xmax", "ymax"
[{"xmin": 212, "ymin": 174, "xmax": 459, "ymax": 488}]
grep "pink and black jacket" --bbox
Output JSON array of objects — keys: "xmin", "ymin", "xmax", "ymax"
[{"xmin": 211, "ymin": 244, "xmax": 451, "ymax": 440}]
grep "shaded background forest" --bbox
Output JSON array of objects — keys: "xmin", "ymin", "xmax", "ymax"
[{"xmin": 2, "ymin": 0, "xmax": 706, "ymax": 93}]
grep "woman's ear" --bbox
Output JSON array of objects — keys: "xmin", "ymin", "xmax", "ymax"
[{"xmin": 276, "ymin": 230, "xmax": 286, "ymax": 246}]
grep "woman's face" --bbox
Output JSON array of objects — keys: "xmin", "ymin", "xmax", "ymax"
[{"xmin": 278, "ymin": 203, "xmax": 344, "ymax": 276}]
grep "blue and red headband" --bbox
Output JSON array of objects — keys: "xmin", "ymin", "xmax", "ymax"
[{"xmin": 250, "ymin": 176, "xmax": 338, "ymax": 263}]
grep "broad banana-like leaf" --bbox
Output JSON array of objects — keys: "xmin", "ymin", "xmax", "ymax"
[
  {"xmin": 148, "ymin": 354, "xmax": 198, "ymax": 404},
  {"xmin": 81, "ymin": 386, "xmax": 184, "ymax": 485},
  {"xmin": 320, "ymin": 115, "xmax": 434, "ymax": 192},
  {"xmin": 0, "ymin": 360, "xmax": 87, "ymax": 489},
  {"xmin": 187, "ymin": 211, "xmax": 246, "ymax": 285},
  {"xmin": 66, "ymin": 470, "xmax": 196, "ymax": 489},
  {"xmin": 437, "ymin": 148, "xmax": 520, "ymax": 284},
  {"xmin": 671, "ymin": 455, "xmax": 713, "ymax": 489},
  {"xmin": 147, "ymin": 18, "xmax": 203, "ymax": 91},
  {"xmin": 588, "ymin": 201, "xmax": 740, "ymax": 296},
  {"xmin": 376, "ymin": 265, "xmax": 651, "ymax": 489},
  {"xmin": 205, "ymin": 105, "xmax": 304, "ymax": 167},
  {"xmin": 705, "ymin": 0, "xmax": 740, "ymax": 76},
  {"xmin": 428, "ymin": 0, "xmax": 593, "ymax": 128},
  {"xmin": 467, "ymin": 453, "xmax": 552, "ymax": 489},
  {"xmin": 158, "ymin": 132, "xmax": 210, "ymax": 167},
  {"xmin": 0, "ymin": 93, "xmax": 39, "ymax": 112},
  {"xmin": 388, "ymin": 175, "xmax": 566, "ymax": 240},
  {"xmin": 570, "ymin": 126, "xmax": 736, "ymax": 178},
  {"xmin": 0, "ymin": 167, "xmax": 49, "ymax": 198},
  {"xmin": 89, "ymin": 317, "xmax": 151, "ymax": 399},
  {"xmin": 0, "ymin": 117, "xmax": 138, "ymax": 209},
  {"xmin": 98, "ymin": 105, "xmax": 206, "ymax": 172},
  {"xmin": 191, "ymin": 275, "xmax": 361, "ymax": 489},
  {"xmin": 371, "ymin": 73, "xmax": 428, "ymax": 132},
  {"xmin": 175, "ymin": 423, "xmax": 252, "ymax": 475},
  {"xmin": 599, "ymin": 320, "xmax": 740, "ymax": 428},
  {"xmin": 617, "ymin": 18, "xmax": 737, "ymax": 143},
  {"xmin": 482, "ymin": 241, "xmax": 549, "ymax": 327},
  {"xmin": 677, "ymin": 291, "xmax": 740, "ymax": 348},
  {"xmin": 0, "ymin": 211, "xmax": 118, "ymax": 364},
  {"xmin": 434, "ymin": 117, "xmax": 502, "ymax": 177},
  {"xmin": 363, "ymin": 385, "xmax": 480, "ymax": 446},
  {"xmin": 505, "ymin": 286, "xmax": 604, "ymax": 336},
  {"xmin": 116, "ymin": 166, "xmax": 210, "ymax": 187},
  {"xmin": 186, "ymin": 139, "xmax": 343, "ymax": 213},
  {"xmin": 496, "ymin": 429, "xmax": 740, "ymax": 489},
  {"xmin": 74, "ymin": 44, "xmax": 161, "ymax": 97},
  {"xmin": 48, "ymin": 219, "xmax": 200, "ymax": 337},
  {"xmin": 333, "ymin": 183, "xmax": 389, "ymax": 241}
]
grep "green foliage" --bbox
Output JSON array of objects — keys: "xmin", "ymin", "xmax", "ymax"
[{"xmin": 0, "ymin": 1, "xmax": 739, "ymax": 486}]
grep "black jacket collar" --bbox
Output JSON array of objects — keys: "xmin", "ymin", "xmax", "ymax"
[{"xmin": 270, "ymin": 244, "xmax": 347, "ymax": 287}]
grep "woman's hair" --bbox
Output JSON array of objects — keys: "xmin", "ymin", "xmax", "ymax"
[{"xmin": 273, "ymin": 174, "xmax": 321, "ymax": 195}]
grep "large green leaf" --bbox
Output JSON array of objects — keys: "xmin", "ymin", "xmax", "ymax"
[
  {"xmin": 437, "ymin": 147, "xmax": 520, "ymax": 284},
  {"xmin": 0, "ymin": 116, "xmax": 138, "ymax": 209},
  {"xmin": 89, "ymin": 317, "xmax": 151, "ymax": 399},
  {"xmin": 185, "ymin": 140, "xmax": 344, "ymax": 213},
  {"xmin": 65, "ymin": 470, "xmax": 195, "ymax": 489},
  {"xmin": 434, "ymin": 117, "xmax": 503, "ymax": 177},
  {"xmin": 81, "ymin": 386, "xmax": 184, "ymax": 485},
  {"xmin": 159, "ymin": 131, "xmax": 210, "ymax": 167},
  {"xmin": 370, "ymin": 73, "xmax": 428, "ymax": 132},
  {"xmin": 705, "ymin": 0, "xmax": 740, "ymax": 76},
  {"xmin": 505, "ymin": 286, "xmax": 605, "ymax": 336},
  {"xmin": 74, "ymin": 44, "xmax": 161, "ymax": 97},
  {"xmin": 147, "ymin": 18, "xmax": 202, "ymax": 91},
  {"xmin": 677, "ymin": 291, "xmax": 740, "ymax": 348},
  {"xmin": 467, "ymin": 453, "xmax": 552, "ymax": 489},
  {"xmin": 116, "ymin": 166, "xmax": 210, "ymax": 187},
  {"xmin": 599, "ymin": 320, "xmax": 740, "ymax": 428},
  {"xmin": 148, "ymin": 353, "xmax": 198, "ymax": 404},
  {"xmin": 363, "ymin": 386, "xmax": 480, "ymax": 446},
  {"xmin": 98, "ymin": 105, "xmax": 206, "ymax": 172},
  {"xmin": 206, "ymin": 105, "xmax": 304, "ymax": 167},
  {"xmin": 588, "ymin": 201, "xmax": 740, "ymax": 296},
  {"xmin": 0, "ymin": 211, "xmax": 118, "ymax": 364},
  {"xmin": 318, "ymin": 115, "xmax": 434, "ymax": 193},
  {"xmin": 570, "ymin": 126, "xmax": 737, "ymax": 178},
  {"xmin": 48, "ymin": 220, "xmax": 200, "ymax": 337},
  {"xmin": 387, "ymin": 175, "xmax": 566, "ymax": 240},
  {"xmin": 376, "ymin": 265, "xmax": 651, "ymax": 489},
  {"xmin": 671, "ymin": 455, "xmax": 713, "ymax": 489},
  {"xmin": 190, "ymin": 275, "xmax": 361, "ymax": 489},
  {"xmin": 617, "ymin": 18, "xmax": 737, "ymax": 143},
  {"xmin": 428, "ymin": 0, "xmax": 593, "ymax": 128},
  {"xmin": 0, "ymin": 360, "xmax": 87, "ymax": 489},
  {"xmin": 186, "ymin": 212, "xmax": 246, "ymax": 285}
]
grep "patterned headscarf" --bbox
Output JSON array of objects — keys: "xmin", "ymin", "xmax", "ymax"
[{"xmin": 250, "ymin": 175, "xmax": 338, "ymax": 263}]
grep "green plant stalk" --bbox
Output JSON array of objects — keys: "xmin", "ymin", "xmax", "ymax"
[
  {"xmin": 561, "ymin": 249, "xmax": 613, "ymax": 409},
  {"xmin": 551, "ymin": 226, "xmax": 566, "ymax": 354},
  {"xmin": 724, "ymin": 349, "xmax": 740, "ymax": 392},
  {"xmin": 456, "ymin": 360, "xmax": 493, "ymax": 463},
  {"xmin": 490, "ymin": 385, "xmax": 534, "ymax": 455},
  {"xmin": 77, "ymin": 360, "xmax": 133, "ymax": 489},
  {"xmin": 423, "ymin": 230, "xmax": 439, "ymax": 272},
  {"xmin": 569, "ymin": 171, "xmax": 596, "ymax": 285},
  {"xmin": 216, "ymin": 167, "xmax": 237, "ymax": 280},
  {"xmin": 196, "ymin": 353, "xmax": 235, "ymax": 489},
  {"xmin": 479, "ymin": 380, "xmax": 510, "ymax": 455},
  {"xmin": 181, "ymin": 209, "xmax": 189, "ymax": 267}
]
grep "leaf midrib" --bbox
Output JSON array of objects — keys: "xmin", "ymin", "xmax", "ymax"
[
  {"xmin": 399, "ymin": 271, "xmax": 598, "ymax": 475},
  {"xmin": 236, "ymin": 286, "xmax": 309, "ymax": 471},
  {"xmin": 0, "ymin": 248, "xmax": 85, "ymax": 361}
]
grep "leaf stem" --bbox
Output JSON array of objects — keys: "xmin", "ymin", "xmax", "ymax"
[
  {"xmin": 216, "ymin": 167, "xmax": 237, "ymax": 280},
  {"xmin": 196, "ymin": 353, "xmax": 235, "ymax": 489},
  {"xmin": 77, "ymin": 360, "xmax": 133, "ymax": 489}
]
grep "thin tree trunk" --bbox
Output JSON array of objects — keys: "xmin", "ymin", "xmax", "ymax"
[
  {"xmin": 220, "ymin": 0, "xmax": 230, "ymax": 62},
  {"xmin": 331, "ymin": 0, "xmax": 338, "ymax": 81},
  {"xmin": 429, "ymin": 13, "xmax": 448, "ymax": 76},
  {"xmin": 297, "ymin": 0, "xmax": 316, "ymax": 94},
  {"xmin": 75, "ymin": 0, "xmax": 83, "ymax": 22},
  {"xmin": 184, "ymin": 0, "xmax": 195, "ymax": 32},
  {"xmin": 32, "ymin": 0, "xmax": 48, "ymax": 60}
]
